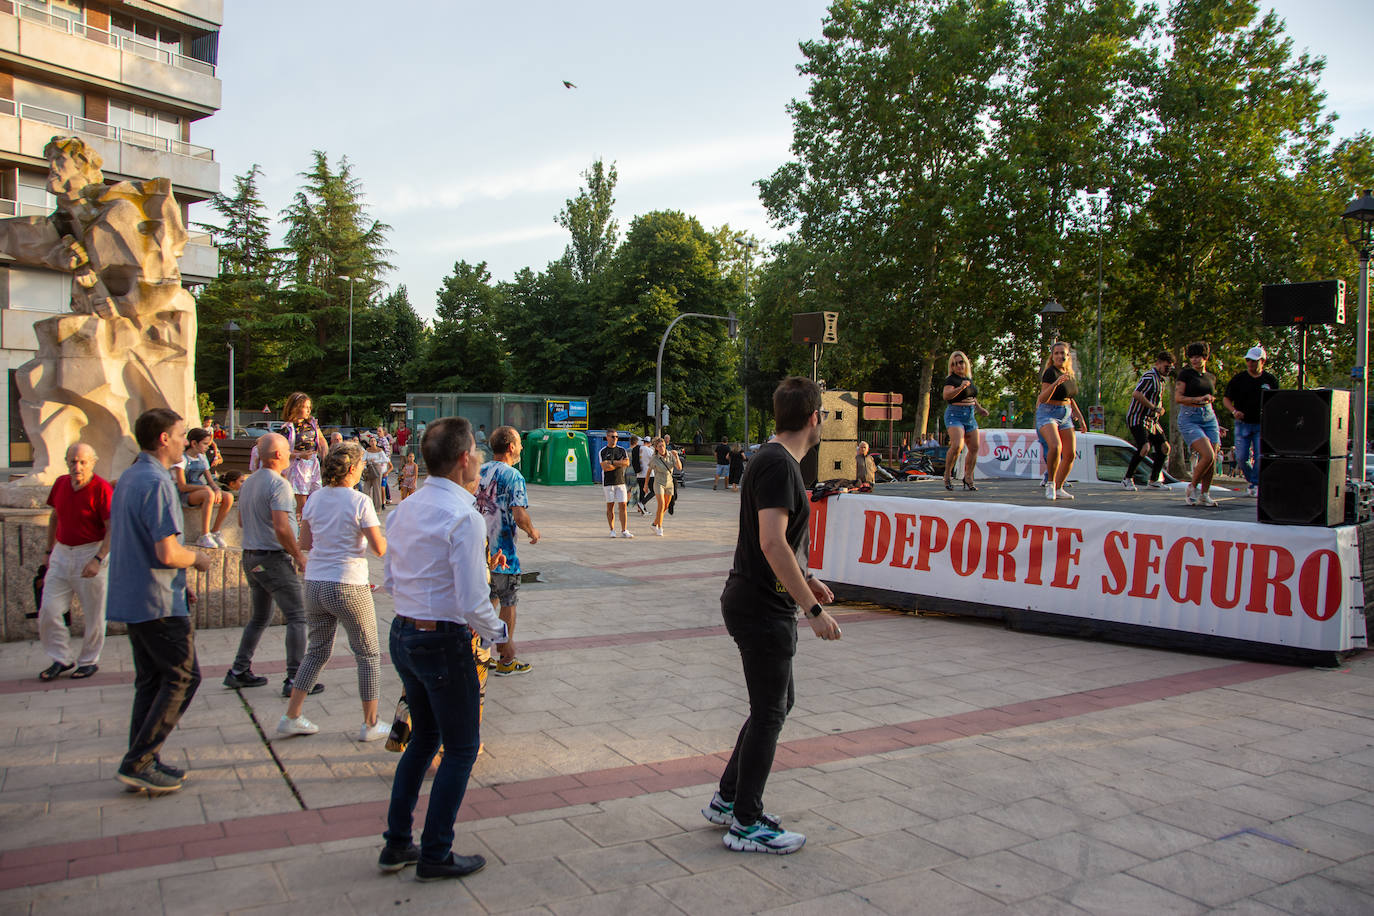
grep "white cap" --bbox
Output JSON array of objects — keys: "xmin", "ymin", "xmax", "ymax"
[{"xmin": 1245, "ymin": 345, "xmax": 1266, "ymax": 361}]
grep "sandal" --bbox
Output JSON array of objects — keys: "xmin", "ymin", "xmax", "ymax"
[
  {"xmin": 71, "ymin": 664, "xmax": 99, "ymax": 679},
  {"xmin": 944, "ymin": 479, "xmax": 954, "ymax": 491},
  {"xmin": 39, "ymin": 662, "xmax": 74, "ymax": 682},
  {"xmin": 963, "ymin": 481, "xmax": 979, "ymax": 491}
]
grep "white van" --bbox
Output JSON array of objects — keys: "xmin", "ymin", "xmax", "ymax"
[{"xmin": 973, "ymin": 428, "xmax": 1182, "ymax": 486}]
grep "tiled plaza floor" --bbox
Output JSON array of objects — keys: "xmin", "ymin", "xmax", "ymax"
[{"xmin": 0, "ymin": 473, "xmax": 1370, "ymax": 914}]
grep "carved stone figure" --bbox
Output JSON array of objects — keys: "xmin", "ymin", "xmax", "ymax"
[{"xmin": 0, "ymin": 136, "xmax": 198, "ymax": 496}]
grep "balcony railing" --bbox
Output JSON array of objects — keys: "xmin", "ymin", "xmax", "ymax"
[
  {"xmin": 6, "ymin": 102, "xmax": 215, "ymax": 161},
  {"xmin": 5, "ymin": 0, "xmax": 217, "ymax": 77}
]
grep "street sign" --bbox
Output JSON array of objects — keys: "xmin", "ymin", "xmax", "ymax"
[
  {"xmin": 546, "ymin": 399, "xmax": 589, "ymax": 430},
  {"xmin": 862, "ymin": 406, "xmax": 902, "ymax": 421},
  {"xmin": 1088, "ymin": 405, "xmax": 1105, "ymax": 432},
  {"xmin": 647, "ymin": 391, "xmax": 655, "ymax": 417},
  {"xmin": 862, "ymin": 392, "xmax": 904, "ymax": 405}
]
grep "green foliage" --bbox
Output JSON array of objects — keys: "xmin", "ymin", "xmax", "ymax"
[
  {"xmin": 410, "ymin": 262, "xmax": 508, "ymax": 393},
  {"xmin": 556, "ymin": 159, "xmax": 620, "ymax": 284},
  {"xmin": 196, "ymin": 392, "xmax": 215, "ymax": 424}
]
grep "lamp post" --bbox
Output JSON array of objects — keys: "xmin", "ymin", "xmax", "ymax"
[
  {"xmin": 337, "ymin": 274, "xmax": 357, "ymax": 425},
  {"xmin": 1040, "ymin": 298, "xmax": 1067, "ymax": 344},
  {"xmin": 224, "ymin": 320, "xmax": 240, "ymax": 435},
  {"xmin": 656, "ymin": 312, "xmax": 736, "ymax": 439},
  {"xmin": 1341, "ymin": 189, "xmax": 1374, "ymax": 484},
  {"xmin": 734, "ymin": 236, "xmax": 757, "ymax": 444},
  {"xmin": 1087, "ymin": 188, "xmax": 1109, "ymax": 408}
]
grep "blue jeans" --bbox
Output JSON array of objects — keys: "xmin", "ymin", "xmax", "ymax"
[
  {"xmin": 944, "ymin": 404, "xmax": 977, "ymax": 432},
  {"xmin": 1234, "ymin": 420, "xmax": 1261, "ymax": 485},
  {"xmin": 384, "ymin": 618, "xmax": 481, "ymax": 864},
  {"xmin": 1178, "ymin": 406, "xmax": 1220, "ymax": 447}
]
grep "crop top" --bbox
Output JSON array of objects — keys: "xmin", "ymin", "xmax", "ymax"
[
  {"xmin": 943, "ymin": 374, "xmax": 978, "ymax": 404},
  {"xmin": 1041, "ymin": 365, "xmax": 1078, "ymax": 402}
]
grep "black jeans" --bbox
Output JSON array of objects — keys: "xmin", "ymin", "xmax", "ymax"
[
  {"xmin": 235, "ymin": 550, "xmax": 306, "ymax": 680},
  {"xmin": 1124, "ymin": 422, "xmax": 1167, "ymax": 483},
  {"xmin": 123, "ymin": 616, "xmax": 201, "ymax": 773},
  {"xmin": 384, "ymin": 618, "xmax": 481, "ymax": 864},
  {"xmin": 718, "ymin": 609, "xmax": 797, "ymax": 825}
]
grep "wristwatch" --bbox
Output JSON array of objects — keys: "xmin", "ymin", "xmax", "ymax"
[{"xmin": 806, "ymin": 603, "xmax": 824, "ymax": 619}]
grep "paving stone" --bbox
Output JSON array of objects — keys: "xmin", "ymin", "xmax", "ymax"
[
  {"xmin": 1013, "ymin": 831, "xmax": 1146, "ymax": 879},
  {"xmin": 477, "ymin": 819, "xmax": 597, "ymax": 865},
  {"xmin": 1254, "ymin": 873, "xmax": 1371, "ymax": 915},
  {"xmin": 830, "ymin": 829, "xmax": 962, "ymax": 877},
  {"xmin": 462, "ymin": 858, "xmax": 591, "ymax": 913},
  {"xmin": 977, "ymin": 797, "xmax": 1087, "ymax": 840},
  {"xmin": 1055, "ymin": 873, "xmax": 1206, "ymax": 915},
  {"xmin": 1083, "ymin": 813, "xmax": 1211, "ymax": 859},
  {"xmin": 935, "ymin": 849, "xmax": 1073, "ymax": 904},
  {"xmin": 755, "ymin": 889, "xmax": 888, "ymax": 915},
  {"xmin": 547, "ymin": 884, "xmax": 684, "ymax": 916},
  {"xmin": 652, "ymin": 864, "xmax": 793, "ymax": 916},
  {"xmin": 1207, "ymin": 783, "xmax": 1318, "ymax": 821},
  {"xmin": 158, "ymin": 863, "xmax": 287, "ymax": 916},
  {"xmin": 919, "ymin": 813, "xmax": 1036, "ymax": 858},
  {"xmin": 1192, "ymin": 832, "xmax": 1338, "ymax": 883},
  {"xmin": 852, "ymin": 869, "xmax": 1006, "ymax": 915},
  {"xmin": 1128, "ymin": 849, "xmax": 1275, "ymax": 906},
  {"xmin": 810, "ymin": 795, "xmax": 929, "ymax": 835}
]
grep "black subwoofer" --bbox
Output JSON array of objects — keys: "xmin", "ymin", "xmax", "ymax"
[
  {"xmin": 1257, "ymin": 457, "xmax": 1345, "ymax": 526},
  {"xmin": 1259, "ymin": 388, "xmax": 1349, "ymax": 459}
]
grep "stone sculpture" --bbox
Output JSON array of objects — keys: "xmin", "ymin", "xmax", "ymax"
[{"xmin": 0, "ymin": 136, "xmax": 198, "ymax": 496}]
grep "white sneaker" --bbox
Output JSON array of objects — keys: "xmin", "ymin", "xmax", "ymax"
[
  {"xmin": 357, "ymin": 721, "xmax": 390, "ymax": 742},
  {"xmin": 1185, "ymin": 484, "xmax": 1198, "ymax": 506},
  {"xmin": 653, "ymin": 525, "xmax": 664, "ymax": 536},
  {"xmin": 1148, "ymin": 480, "xmax": 1167, "ymax": 489},
  {"xmin": 1056, "ymin": 488, "xmax": 1075, "ymax": 500},
  {"xmin": 1045, "ymin": 484, "xmax": 1056, "ymax": 501},
  {"xmin": 1247, "ymin": 484, "xmax": 1259, "ymax": 498},
  {"xmin": 195, "ymin": 534, "xmax": 218, "ymax": 549},
  {"xmin": 620, "ymin": 530, "xmax": 635, "ymax": 538},
  {"xmin": 276, "ymin": 715, "xmax": 318, "ymax": 737},
  {"xmin": 1121, "ymin": 478, "xmax": 1137, "ymax": 491},
  {"xmin": 1199, "ymin": 492, "xmax": 1219, "ymax": 507},
  {"xmin": 609, "ymin": 529, "xmax": 619, "ymax": 538},
  {"xmin": 211, "ymin": 532, "xmax": 227, "ymax": 548}
]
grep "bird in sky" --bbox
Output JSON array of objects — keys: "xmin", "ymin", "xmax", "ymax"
[{"xmin": 562, "ymin": 80, "xmax": 577, "ymax": 89}]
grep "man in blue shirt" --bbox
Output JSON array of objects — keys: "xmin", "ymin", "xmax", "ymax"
[
  {"xmin": 107, "ymin": 408, "xmax": 211, "ymax": 794},
  {"xmin": 476, "ymin": 426, "xmax": 540, "ymax": 676}
]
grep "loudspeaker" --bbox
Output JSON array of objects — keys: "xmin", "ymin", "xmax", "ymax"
[
  {"xmin": 1259, "ymin": 388, "xmax": 1349, "ymax": 458},
  {"xmin": 801, "ymin": 440, "xmax": 857, "ymax": 487},
  {"xmin": 821, "ymin": 390, "xmax": 859, "ymax": 440},
  {"xmin": 1262, "ymin": 280, "xmax": 1346, "ymax": 327},
  {"xmin": 792, "ymin": 311, "xmax": 839, "ymax": 344},
  {"xmin": 1258, "ymin": 457, "xmax": 1345, "ymax": 526}
]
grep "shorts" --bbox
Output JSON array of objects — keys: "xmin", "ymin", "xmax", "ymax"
[
  {"xmin": 716, "ymin": 464, "xmax": 729, "ymax": 476},
  {"xmin": 1035, "ymin": 403, "xmax": 1073, "ymax": 431},
  {"xmin": 603, "ymin": 484, "xmax": 628, "ymax": 503},
  {"xmin": 287, "ymin": 456, "xmax": 321, "ymax": 496},
  {"xmin": 1178, "ymin": 406, "xmax": 1220, "ymax": 447},
  {"xmin": 944, "ymin": 404, "xmax": 977, "ymax": 433},
  {"xmin": 489, "ymin": 571, "xmax": 520, "ymax": 607}
]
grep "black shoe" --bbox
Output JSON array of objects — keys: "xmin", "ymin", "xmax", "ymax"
[
  {"xmin": 39, "ymin": 661, "xmax": 74, "ymax": 682},
  {"xmin": 415, "ymin": 853, "xmax": 486, "ymax": 882},
  {"xmin": 223, "ymin": 668, "xmax": 268, "ymax": 689},
  {"xmin": 963, "ymin": 481, "xmax": 978, "ymax": 491},
  {"xmin": 116, "ymin": 764, "xmax": 183, "ymax": 794},
  {"xmin": 153, "ymin": 758, "xmax": 186, "ymax": 780},
  {"xmin": 282, "ymin": 679, "xmax": 326, "ymax": 698},
  {"xmin": 378, "ymin": 843, "xmax": 420, "ymax": 873}
]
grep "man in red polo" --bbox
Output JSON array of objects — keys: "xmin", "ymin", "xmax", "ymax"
[{"xmin": 38, "ymin": 442, "xmax": 112, "ymax": 681}]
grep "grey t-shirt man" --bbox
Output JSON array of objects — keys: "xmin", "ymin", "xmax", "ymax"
[{"xmin": 239, "ymin": 468, "xmax": 297, "ymax": 551}]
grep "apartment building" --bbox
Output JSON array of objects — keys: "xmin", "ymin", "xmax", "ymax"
[{"xmin": 0, "ymin": 0, "xmax": 221, "ymax": 467}]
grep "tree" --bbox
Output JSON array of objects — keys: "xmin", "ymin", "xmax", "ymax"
[
  {"xmin": 499, "ymin": 262, "xmax": 598, "ymax": 396},
  {"xmin": 351, "ymin": 285, "xmax": 427, "ymax": 417},
  {"xmin": 410, "ymin": 261, "xmax": 507, "ymax": 393},
  {"xmin": 556, "ymin": 159, "xmax": 619, "ymax": 284}
]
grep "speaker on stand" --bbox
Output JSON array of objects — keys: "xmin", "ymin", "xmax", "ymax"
[
  {"xmin": 1257, "ymin": 388, "xmax": 1349, "ymax": 526},
  {"xmin": 1262, "ymin": 280, "xmax": 1345, "ymax": 389}
]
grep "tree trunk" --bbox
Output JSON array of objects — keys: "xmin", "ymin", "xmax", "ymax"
[{"xmin": 914, "ymin": 355, "xmax": 936, "ymax": 438}]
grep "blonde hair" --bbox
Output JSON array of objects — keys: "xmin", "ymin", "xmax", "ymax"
[
  {"xmin": 283, "ymin": 391, "xmax": 313, "ymax": 422},
  {"xmin": 948, "ymin": 350, "xmax": 971, "ymax": 377},
  {"xmin": 1042, "ymin": 341, "xmax": 1076, "ymax": 377}
]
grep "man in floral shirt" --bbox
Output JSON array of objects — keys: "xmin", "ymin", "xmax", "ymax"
[{"xmin": 475, "ymin": 426, "xmax": 540, "ymax": 676}]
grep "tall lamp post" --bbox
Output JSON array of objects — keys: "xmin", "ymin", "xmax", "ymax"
[
  {"xmin": 337, "ymin": 274, "xmax": 357, "ymax": 425},
  {"xmin": 1341, "ymin": 189, "xmax": 1374, "ymax": 484},
  {"xmin": 734, "ymin": 236, "xmax": 757, "ymax": 444},
  {"xmin": 1040, "ymin": 298, "xmax": 1067, "ymax": 344},
  {"xmin": 224, "ymin": 320, "xmax": 240, "ymax": 435},
  {"xmin": 1087, "ymin": 188, "xmax": 1109, "ymax": 409},
  {"xmin": 656, "ymin": 312, "xmax": 736, "ymax": 439}
]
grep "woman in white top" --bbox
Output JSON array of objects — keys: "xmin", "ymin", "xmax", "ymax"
[
  {"xmin": 362, "ymin": 435, "xmax": 390, "ymax": 513},
  {"xmin": 278, "ymin": 442, "xmax": 389, "ymax": 741}
]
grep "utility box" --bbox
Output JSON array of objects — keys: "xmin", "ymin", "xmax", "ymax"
[{"xmin": 523, "ymin": 429, "xmax": 593, "ymax": 486}]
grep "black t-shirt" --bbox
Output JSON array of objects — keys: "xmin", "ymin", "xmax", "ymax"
[
  {"xmin": 1224, "ymin": 370, "xmax": 1279, "ymax": 420},
  {"xmin": 1178, "ymin": 367, "xmax": 1215, "ymax": 400},
  {"xmin": 943, "ymin": 374, "xmax": 978, "ymax": 404},
  {"xmin": 1041, "ymin": 366, "xmax": 1078, "ymax": 401},
  {"xmin": 599, "ymin": 445, "xmax": 628, "ymax": 486},
  {"xmin": 721, "ymin": 442, "xmax": 809, "ymax": 618},
  {"xmin": 714, "ymin": 443, "xmax": 731, "ymax": 464}
]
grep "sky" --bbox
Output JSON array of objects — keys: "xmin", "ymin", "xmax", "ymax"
[{"xmin": 197, "ymin": 0, "xmax": 1372, "ymax": 323}]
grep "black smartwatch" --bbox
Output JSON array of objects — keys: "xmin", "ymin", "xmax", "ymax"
[{"xmin": 806, "ymin": 603, "xmax": 824, "ymax": 619}]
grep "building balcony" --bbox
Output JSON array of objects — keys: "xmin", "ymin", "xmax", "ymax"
[
  {"xmin": 0, "ymin": 100, "xmax": 220, "ymax": 199},
  {"xmin": 0, "ymin": 2, "xmax": 221, "ymax": 112},
  {"xmin": 179, "ymin": 231, "xmax": 219, "ymax": 284}
]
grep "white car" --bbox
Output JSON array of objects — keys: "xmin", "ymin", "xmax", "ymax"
[{"xmin": 975, "ymin": 429, "xmax": 1186, "ymax": 487}]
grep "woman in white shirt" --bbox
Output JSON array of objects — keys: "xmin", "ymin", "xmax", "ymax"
[
  {"xmin": 362, "ymin": 435, "xmax": 390, "ymax": 513},
  {"xmin": 278, "ymin": 442, "xmax": 389, "ymax": 741}
]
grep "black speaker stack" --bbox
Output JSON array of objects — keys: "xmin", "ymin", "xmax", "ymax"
[{"xmin": 1257, "ymin": 388, "xmax": 1348, "ymax": 527}]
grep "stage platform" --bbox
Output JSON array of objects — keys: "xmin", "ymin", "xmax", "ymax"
[{"xmin": 809, "ymin": 480, "xmax": 1370, "ymax": 668}]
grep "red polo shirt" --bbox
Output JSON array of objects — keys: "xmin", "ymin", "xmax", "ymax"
[{"xmin": 46, "ymin": 474, "xmax": 113, "ymax": 547}]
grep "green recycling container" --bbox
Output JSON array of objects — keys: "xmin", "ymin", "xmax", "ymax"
[{"xmin": 522, "ymin": 429, "xmax": 593, "ymax": 485}]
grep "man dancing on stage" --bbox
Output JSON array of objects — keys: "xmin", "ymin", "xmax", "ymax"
[
  {"xmin": 1122, "ymin": 352, "xmax": 1174, "ymax": 490},
  {"xmin": 704, "ymin": 376, "xmax": 842, "ymax": 855}
]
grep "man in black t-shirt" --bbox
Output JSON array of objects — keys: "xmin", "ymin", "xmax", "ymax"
[
  {"xmin": 702, "ymin": 377, "xmax": 842, "ymax": 857},
  {"xmin": 713, "ymin": 438, "xmax": 731, "ymax": 490},
  {"xmin": 598, "ymin": 430, "xmax": 633, "ymax": 538},
  {"xmin": 1222, "ymin": 345, "xmax": 1279, "ymax": 497}
]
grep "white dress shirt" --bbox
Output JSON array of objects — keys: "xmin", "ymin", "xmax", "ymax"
[{"xmin": 382, "ymin": 476, "xmax": 508, "ymax": 644}]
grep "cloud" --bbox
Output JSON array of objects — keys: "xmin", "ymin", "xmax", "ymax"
[{"xmin": 417, "ymin": 223, "xmax": 566, "ymax": 253}]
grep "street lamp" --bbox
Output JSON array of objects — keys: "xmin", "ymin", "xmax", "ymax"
[
  {"xmin": 224, "ymin": 320, "xmax": 240, "ymax": 435},
  {"xmin": 734, "ymin": 236, "xmax": 757, "ymax": 444},
  {"xmin": 337, "ymin": 274, "xmax": 358, "ymax": 426},
  {"xmin": 1341, "ymin": 189, "xmax": 1374, "ymax": 483},
  {"xmin": 1040, "ymin": 298, "xmax": 1067, "ymax": 344}
]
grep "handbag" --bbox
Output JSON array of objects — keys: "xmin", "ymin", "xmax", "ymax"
[
  {"xmin": 362, "ymin": 460, "xmax": 380, "ymax": 483},
  {"xmin": 385, "ymin": 694, "xmax": 411, "ymax": 752}
]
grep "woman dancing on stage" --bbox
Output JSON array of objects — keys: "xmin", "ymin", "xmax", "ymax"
[
  {"xmin": 1174, "ymin": 341, "xmax": 1221, "ymax": 507},
  {"xmin": 941, "ymin": 351, "xmax": 990, "ymax": 491},
  {"xmin": 1036, "ymin": 341, "xmax": 1087, "ymax": 500}
]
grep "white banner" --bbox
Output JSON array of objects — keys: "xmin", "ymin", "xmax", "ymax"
[{"xmin": 807, "ymin": 493, "xmax": 1367, "ymax": 652}]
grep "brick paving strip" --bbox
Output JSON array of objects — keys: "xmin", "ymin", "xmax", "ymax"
[
  {"xmin": 0, "ymin": 658, "xmax": 1294, "ymax": 890},
  {"xmin": 0, "ymin": 609, "xmax": 893, "ymax": 695}
]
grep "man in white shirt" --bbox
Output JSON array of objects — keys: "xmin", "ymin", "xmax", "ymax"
[{"xmin": 378, "ymin": 417, "xmax": 507, "ymax": 882}]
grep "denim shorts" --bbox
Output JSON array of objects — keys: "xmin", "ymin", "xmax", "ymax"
[
  {"xmin": 1035, "ymin": 403, "xmax": 1072, "ymax": 431},
  {"xmin": 944, "ymin": 404, "xmax": 977, "ymax": 433},
  {"xmin": 1178, "ymin": 406, "xmax": 1220, "ymax": 446}
]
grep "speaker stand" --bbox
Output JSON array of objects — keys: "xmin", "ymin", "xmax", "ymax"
[{"xmin": 1296, "ymin": 322, "xmax": 1308, "ymax": 389}]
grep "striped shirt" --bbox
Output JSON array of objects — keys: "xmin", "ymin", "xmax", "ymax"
[{"xmin": 1126, "ymin": 369, "xmax": 1166, "ymax": 427}]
